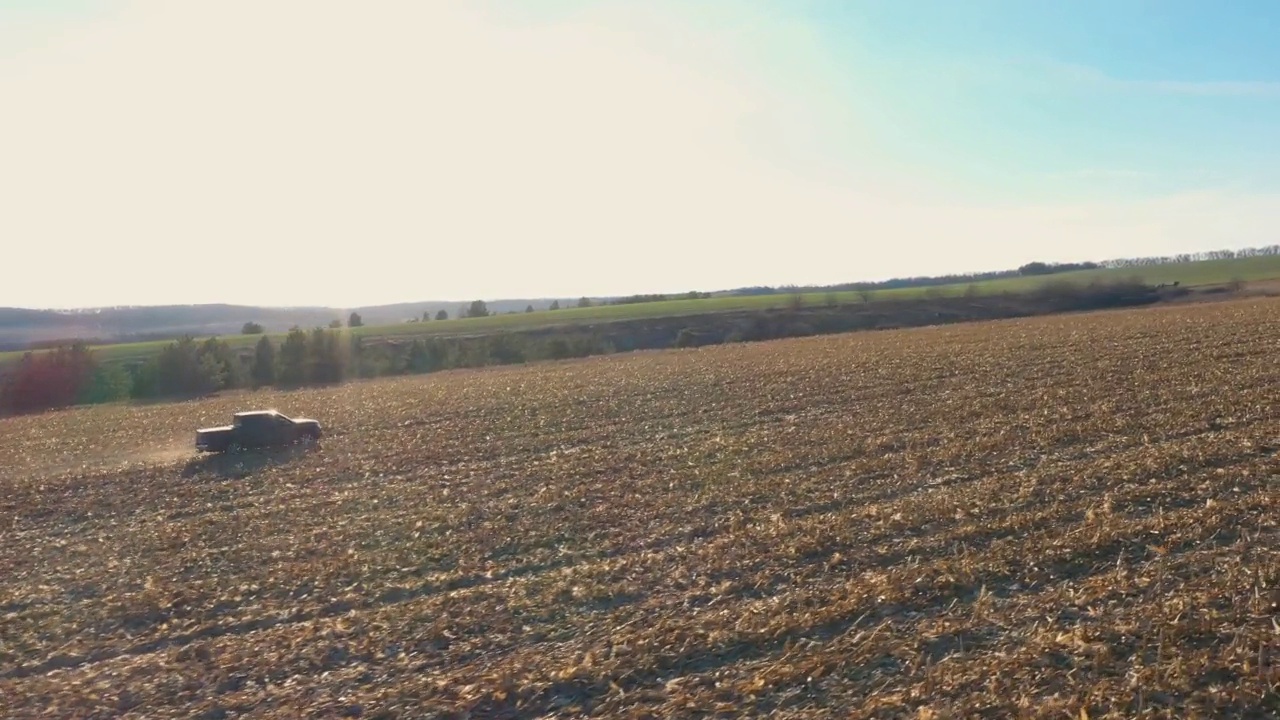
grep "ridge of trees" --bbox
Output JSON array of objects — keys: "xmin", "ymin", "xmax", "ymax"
[{"xmin": 724, "ymin": 244, "xmax": 1280, "ymax": 297}]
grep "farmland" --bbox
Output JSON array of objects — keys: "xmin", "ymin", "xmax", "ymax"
[
  {"xmin": 4, "ymin": 252, "xmax": 1278, "ymax": 368},
  {"xmin": 4, "ymin": 297, "xmax": 1280, "ymax": 717}
]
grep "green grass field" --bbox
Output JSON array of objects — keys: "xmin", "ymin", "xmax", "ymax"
[{"xmin": 3, "ymin": 254, "xmax": 1276, "ymax": 367}]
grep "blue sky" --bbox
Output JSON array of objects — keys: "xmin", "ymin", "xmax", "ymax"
[
  {"xmin": 714, "ymin": 0, "xmax": 1279, "ymax": 199},
  {"xmin": 818, "ymin": 0, "xmax": 1280, "ymax": 196},
  {"xmin": 2, "ymin": 0, "xmax": 1278, "ymax": 308}
]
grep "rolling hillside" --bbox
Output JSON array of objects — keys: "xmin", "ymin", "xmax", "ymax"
[{"xmin": 2, "ymin": 252, "xmax": 1278, "ymax": 365}]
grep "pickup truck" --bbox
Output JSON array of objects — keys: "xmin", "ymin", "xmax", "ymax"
[{"xmin": 195, "ymin": 410, "xmax": 323, "ymax": 453}]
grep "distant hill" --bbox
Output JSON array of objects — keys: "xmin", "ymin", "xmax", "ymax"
[{"xmin": 0, "ymin": 299, "xmax": 576, "ymax": 351}]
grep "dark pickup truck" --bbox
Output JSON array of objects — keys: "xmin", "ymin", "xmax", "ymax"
[{"xmin": 195, "ymin": 410, "xmax": 323, "ymax": 453}]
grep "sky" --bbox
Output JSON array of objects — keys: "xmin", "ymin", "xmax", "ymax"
[{"xmin": 2, "ymin": 0, "xmax": 1279, "ymax": 308}]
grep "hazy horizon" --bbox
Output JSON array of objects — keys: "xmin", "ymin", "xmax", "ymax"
[{"xmin": 5, "ymin": 1, "xmax": 1279, "ymax": 309}]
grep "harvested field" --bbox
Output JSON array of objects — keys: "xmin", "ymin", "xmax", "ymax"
[{"xmin": 3, "ymin": 298, "xmax": 1280, "ymax": 718}]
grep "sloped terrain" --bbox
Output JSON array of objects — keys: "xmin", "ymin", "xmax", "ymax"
[{"xmin": 3, "ymin": 298, "xmax": 1280, "ymax": 718}]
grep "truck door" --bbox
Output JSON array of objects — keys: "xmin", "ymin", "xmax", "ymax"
[{"xmin": 275, "ymin": 414, "xmax": 293, "ymax": 444}]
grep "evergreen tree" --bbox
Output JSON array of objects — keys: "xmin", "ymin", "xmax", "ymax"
[
  {"xmin": 196, "ymin": 351, "xmax": 228, "ymax": 392},
  {"xmin": 306, "ymin": 327, "xmax": 348, "ymax": 384},
  {"xmin": 277, "ymin": 327, "xmax": 309, "ymax": 386},
  {"xmin": 251, "ymin": 335, "xmax": 276, "ymax": 388},
  {"xmin": 198, "ymin": 336, "xmax": 241, "ymax": 390}
]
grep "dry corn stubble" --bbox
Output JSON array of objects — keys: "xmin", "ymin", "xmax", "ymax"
[{"xmin": 4, "ymin": 298, "xmax": 1280, "ymax": 718}]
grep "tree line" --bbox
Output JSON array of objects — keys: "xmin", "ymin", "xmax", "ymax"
[
  {"xmin": 727, "ymin": 261, "xmax": 1101, "ymax": 297},
  {"xmin": 0, "ymin": 324, "xmax": 618, "ymax": 416},
  {"xmin": 725, "ymin": 243, "xmax": 1280, "ymax": 298},
  {"xmin": 1098, "ymin": 244, "xmax": 1280, "ymax": 268}
]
